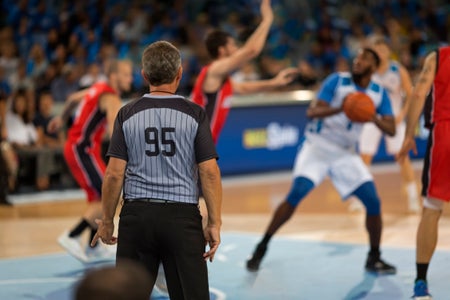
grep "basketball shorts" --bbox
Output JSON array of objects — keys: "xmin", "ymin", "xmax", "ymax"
[
  {"xmin": 422, "ymin": 122, "xmax": 450, "ymax": 202},
  {"xmin": 359, "ymin": 122, "xmax": 406, "ymax": 155},
  {"xmin": 293, "ymin": 138, "xmax": 373, "ymax": 199},
  {"xmin": 64, "ymin": 141, "xmax": 106, "ymax": 202}
]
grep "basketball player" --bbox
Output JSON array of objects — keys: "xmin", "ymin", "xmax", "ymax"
[
  {"xmin": 356, "ymin": 36, "xmax": 420, "ymax": 213},
  {"xmin": 397, "ymin": 46, "xmax": 450, "ymax": 300},
  {"xmin": 191, "ymin": 0, "xmax": 298, "ymax": 143},
  {"xmin": 247, "ymin": 48, "xmax": 397, "ymax": 275},
  {"xmin": 48, "ymin": 60, "xmax": 133, "ymax": 262}
]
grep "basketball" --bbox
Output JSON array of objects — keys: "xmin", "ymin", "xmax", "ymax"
[{"xmin": 342, "ymin": 92, "xmax": 375, "ymax": 122}]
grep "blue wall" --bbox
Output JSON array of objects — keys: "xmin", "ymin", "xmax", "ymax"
[{"xmin": 216, "ymin": 104, "xmax": 428, "ymax": 176}]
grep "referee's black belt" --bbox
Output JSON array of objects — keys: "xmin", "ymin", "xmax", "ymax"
[{"xmin": 126, "ymin": 198, "xmax": 196, "ymax": 205}]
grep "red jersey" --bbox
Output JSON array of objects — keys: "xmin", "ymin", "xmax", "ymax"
[
  {"xmin": 428, "ymin": 47, "xmax": 450, "ymax": 124},
  {"xmin": 67, "ymin": 82, "xmax": 116, "ymax": 147},
  {"xmin": 191, "ymin": 65, "xmax": 233, "ymax": 143}
]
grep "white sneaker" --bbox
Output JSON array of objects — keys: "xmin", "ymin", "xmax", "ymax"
[
  {"xmin": 408, "ymin": 197, "xmax": 421, "ymax": 213},
  {"xmin": 57, "ymin": 231, "xmax": 89, "ymax": 263},
  {"xmin": 85, "ymin": 244, "xmax": 116, "ymax": 263}
]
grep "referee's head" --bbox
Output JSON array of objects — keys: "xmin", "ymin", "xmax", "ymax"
[{"xmin": 141, "ymin": 41, "xmax": 182, "ymax": 87}]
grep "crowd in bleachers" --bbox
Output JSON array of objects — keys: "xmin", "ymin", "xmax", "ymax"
[{"xmin": 0, "ymin": 0, "xmax": 448, "ymax": 194}]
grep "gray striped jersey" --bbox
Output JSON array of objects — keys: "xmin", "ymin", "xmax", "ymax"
[{"xmin": 107, "ymin": 94, "xmax": 218, "ymax": 204}]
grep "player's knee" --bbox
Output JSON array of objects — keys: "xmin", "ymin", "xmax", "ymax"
[
  {"xmin": 286, "ymin": 177, "xmax": 314, "ymax": 207},
  {"xmin": 352, "ymin": 181, "xmax": 381, "ymax": 216},
  {"xmin": 423, "ymin": 197, "xmax": 444, "ymax": 211}
]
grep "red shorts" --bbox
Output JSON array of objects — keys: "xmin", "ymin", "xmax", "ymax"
[
  {"xmin": 422, "ymin": 121, "xmax": 450, "ymax": 202},
  {"xmin": 64, "ymin": 141, "xmax": 106, "ymax": 202}
]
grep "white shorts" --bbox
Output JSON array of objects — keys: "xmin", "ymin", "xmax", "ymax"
[
  {"xmin": 359, "ymin": 122, "xmax": 406, "ymax": 155},
  {"xmin": 293, "ymin": 138, "xmax": 373, "ymax": 199}
]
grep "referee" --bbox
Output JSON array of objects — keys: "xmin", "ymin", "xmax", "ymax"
[{"xmin": 92, "ymin": 41, "xmax": 222, "ymax": 300}]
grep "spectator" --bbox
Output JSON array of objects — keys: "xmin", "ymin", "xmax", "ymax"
[
  {"xmin": 0, "ymin": 40, "xmax": 19, "ymax": 83},
  {"xmin": 4, "ymin": 90, "xmax": 37, "ymax": 191},
  {"xmin": 50, "ymin": 63, "xmax": 80, "ymax": 103},
  {"xmin": 79, "ymin": 63, "xmax": 107, "ymax": 89},
  {"xmin": 0, "ymin": 92, "xmax": 12, "ymax": 204},
  {"xmin": 27, "ymin": 43, "xmax": 49, "ymax": 80}
]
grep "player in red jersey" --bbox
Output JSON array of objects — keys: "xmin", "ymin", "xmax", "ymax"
[
  {"xmin": 48, "ymin": 60, "xmax": 133, "ymax": 262},
  {"xmin": 398, "ymin": 46, "xmax": 450, "ymax": 299},
  {"xmin": 191, "ymin": 0, "xmax": 298, "ymax": 143}
]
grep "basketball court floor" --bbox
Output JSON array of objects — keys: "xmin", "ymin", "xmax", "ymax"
[{"xmin": 1, "ymin": 161, "xmax": 449, "ymax": 299}]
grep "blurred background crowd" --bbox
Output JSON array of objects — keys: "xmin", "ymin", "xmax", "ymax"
[{"xmin": 0, "ymin": 0, "xmax": 448, "ymax": 193}]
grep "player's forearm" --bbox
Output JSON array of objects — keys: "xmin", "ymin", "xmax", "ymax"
[
  {"xmin": 60, "ymin": 100, "xmax": 79, "ymax": 123},
  {"xmin": 233, "ymin": 79, "xmax": 279, "ymax": 94},
  {"xmin": 372, "ymin": 115, "xmax": 396, "ymax": 136},
  {"xmin": 306, "ymin": 101, "xmax": 342, "ymax": 118}
]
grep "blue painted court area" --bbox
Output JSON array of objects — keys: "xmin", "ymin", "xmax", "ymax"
[{"xmin": 0, "ymin": 232, "xmax": 448, "ymax": 300}]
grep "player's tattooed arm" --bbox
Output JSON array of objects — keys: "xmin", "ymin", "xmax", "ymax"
[{"xmin": 404, "ymin": 51, "xmax": 436, "ymax": 138}]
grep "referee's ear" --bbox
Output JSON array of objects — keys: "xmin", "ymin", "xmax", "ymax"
[
  {"xmin": 141, "ymin": 69, "xmax": 149, "ymax": 84},
  {"xmin": 175, "ymin": 66, "xmax": 183, "ymax": 84}
]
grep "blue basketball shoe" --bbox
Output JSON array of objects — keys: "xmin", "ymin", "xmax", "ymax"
[{"xmin": 413, "ymin": 280, "xmax": 432, "ymax": 300}]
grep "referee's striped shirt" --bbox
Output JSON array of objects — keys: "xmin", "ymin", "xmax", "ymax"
[{"xmin": 107, "ymin": 94, "xmax": 218, "ymax": 204}]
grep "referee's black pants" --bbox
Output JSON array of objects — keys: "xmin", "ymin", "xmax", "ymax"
[{"xmin": 117, "ymin": 201, "xmax": 209, "ymax": 300}]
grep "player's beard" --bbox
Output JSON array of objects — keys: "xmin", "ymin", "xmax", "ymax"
[{"xmin": 351, "ymin": 67, "xmax": 372, "ymax": 85}]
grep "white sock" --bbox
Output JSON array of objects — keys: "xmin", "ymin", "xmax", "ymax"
[{"xmin": 406, "ymin": 181, "xmax": 419, "ymax": 202}]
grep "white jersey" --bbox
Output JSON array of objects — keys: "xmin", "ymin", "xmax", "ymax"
[
  {"xmin": 305, "ymin": 72, "xmax": 393, "ymax": 150},
  {"xmin": 371, "ymin": 61, "xmax": 403, "ymax": 115}
]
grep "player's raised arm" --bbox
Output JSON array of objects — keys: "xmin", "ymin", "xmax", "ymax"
[{"xmin": 208, "ymin": 0, "xmax": 274, "ymax": 78}]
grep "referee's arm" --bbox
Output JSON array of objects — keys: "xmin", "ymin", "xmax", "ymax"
[
  {"xmin": 91, "ymin": 157, "xmax": 126, "ymax": 246},
  {"xmin": 199, "ymin": 158, "xmax": 222, "ymax": 262}
]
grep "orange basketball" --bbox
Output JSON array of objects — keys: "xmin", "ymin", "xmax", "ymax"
[{"xmin": 342, "ymin": 92, "xmax": 375, "ymax": 122}]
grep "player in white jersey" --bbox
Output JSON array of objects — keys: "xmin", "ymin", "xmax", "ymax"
[
  {"xmin": 247, "ymin": 48, "xmax": 397, "ymax": 274},
  {"xmin": 357, "ymin": 37, "xmax": 420, "ymax": 213}
]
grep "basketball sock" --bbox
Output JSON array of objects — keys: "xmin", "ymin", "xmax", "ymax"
[
  {"xmin": 89, "ymin": 228, "xmax": 98, "ymax": 248},
  {"xmin": 369, "ymin": 247, "xmax": 380, "ymax": 258},
  {"xmin": 416, "ymin": 263, "xmax": 429, "ymax": 281},
  {"xmin": 261, "ymin": 234, "xmax": 272, "ymax": 246},
  {"xmin": 366, "ymin": 215, "xmax": 381, "ymax": 253},
  {"xmin": 69, "ymin": 219, "xmax": 90, "ymax": 238}
]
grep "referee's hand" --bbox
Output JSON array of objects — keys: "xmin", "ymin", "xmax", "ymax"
[
  {"xmin": 203, "ymin": 225, "xmax": 221, "ymax": 262},
  {"xmin": 91, "ymin": 219, "xmax": 117, "ymax": 247}
]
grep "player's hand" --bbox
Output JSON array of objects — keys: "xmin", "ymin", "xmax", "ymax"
[
  {"xmin": 396, "ymin": 136, "xmax": 417, "ymax": 163},
  {"xmin": 260, "ymin": 0, "xmax": 273, "ymax": 23},
  {"xmin": 91, "ymin": 219, "xmax": 117, "ymax": 246},
  {"xmin": 203, "ymin": 225, "xmax": 221, "ymax": 262},
  {"xmin": 273, "ymin": 67, "xmax": 300, "ymax": 86},
  {"xmin": 47, "ymin": 116, "xmax": 63, "ymax": 133}
]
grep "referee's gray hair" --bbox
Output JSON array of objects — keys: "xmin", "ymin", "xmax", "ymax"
[{"xmin": 142, "ymin": 41, "xmax": 181, "ymax": 86}]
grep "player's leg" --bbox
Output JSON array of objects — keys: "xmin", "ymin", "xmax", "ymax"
[
  {"xmin": 413, "ymin": 123, "xmax": 449, "ymax": 298},
  {"xmin": 246, "ymin": 176, "xmax": 314, "ymax": 271},
  {"xmin": 246, "ymin": 141, "xmax": 324, "ymax": 271},
  {"xmin": 58, "ymin": 144, "xmax": 109, "ymax": 262},
  {"xmin": 387, "ymin": 122, "xmax": 420, "ymax": 212},
  {"xmin": 413, "ymin": 198, "xmax": 442, "ymax": 299},
  {"xmin": 331, "ymin": 152, "xmax": 396, "ymax": 274},
  {"xmin": 351, "ymin": 123, "xmax": 382, "ymax": 211},
  {"xmin": 352, "ymin": 181, "xmax": 396, "ymax": 274}
]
